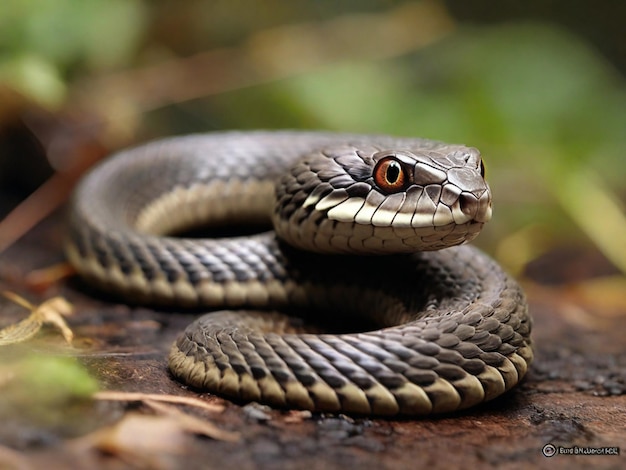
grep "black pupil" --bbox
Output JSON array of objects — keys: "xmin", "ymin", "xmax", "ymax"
[{"xmin": 386, "ymin": 161, "xmax": 401, "ymax": 183}]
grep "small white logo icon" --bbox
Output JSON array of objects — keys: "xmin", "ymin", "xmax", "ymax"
[{"xmin": 542, "ymin": 444, "xmax": 557, "ymax": 457}]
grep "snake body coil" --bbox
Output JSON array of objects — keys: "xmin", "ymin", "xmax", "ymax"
[{"xmin": 67, "ymin": 131, "xmax": 532, "ymax": 416}]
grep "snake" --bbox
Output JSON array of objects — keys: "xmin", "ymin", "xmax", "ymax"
[{"xmin": 66, "ymin": 130, "xmax": 532, "ymax": 416}]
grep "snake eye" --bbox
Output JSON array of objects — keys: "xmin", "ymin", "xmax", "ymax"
[
  {"xmin": 373, "ymin": 156, "xmax": 409, "ymax": 193},
  {"xmin": 479, "ymin": 160, "xmax": 486, "ymax": 178}
]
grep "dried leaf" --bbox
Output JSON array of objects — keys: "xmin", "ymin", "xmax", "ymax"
[
  {"xmin": 93, "ymin": 391, "xmax": 239, "ymax": 442},
  {"xmin": 0, "ymin": 292, "xmax": 74, "ymax": 345},
  {"xmin": 79, "ymin": 413, "xmax": 188, "ymax": 458},
  {"xmin": 0, "ymin": 444, "xmax": 31, "ymax": 470},
  {"xmin": 71, "ymin": 406, "xmax": 239, "ymax": 465},
  {"xmin": 145, "ymin": 400, "xmax": 240, "ymax": 442}
]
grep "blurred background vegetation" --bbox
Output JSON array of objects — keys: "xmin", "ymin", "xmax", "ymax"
[{"xmin": 0, "ymin": 0, "xmax": 624, "ymax": 280}]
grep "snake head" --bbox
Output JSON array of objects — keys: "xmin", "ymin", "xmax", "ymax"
[{"xmin": 272, "ymin": 142, "xmax": 492, "ymax": 254}]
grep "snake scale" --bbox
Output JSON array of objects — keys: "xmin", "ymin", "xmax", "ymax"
[{"xmin": 66, "ymin": 131, "xmax": 532, "ymax": 416}]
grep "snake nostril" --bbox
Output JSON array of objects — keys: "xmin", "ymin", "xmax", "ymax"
[{"xmin": 459, "ymin": 193, "xmax": 478, "ymax": 217}]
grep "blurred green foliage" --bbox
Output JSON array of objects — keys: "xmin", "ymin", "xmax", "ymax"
[
  {"xmin": 0, "ymin": 0, "xmax": 145, "ymax": 106},
  {"xmin": 0, "ymin": 353, "xmax": 99, "ymax": 432}
]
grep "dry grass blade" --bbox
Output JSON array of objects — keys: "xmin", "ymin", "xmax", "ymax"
[
  {"xmin": 24, "ymin": 263, "xmax": 77, "ymax": 292},
  {"xmin": 0, "ymin": 173, "xmax": 76, "ymax": 255},
  {"xmin": 93, "ymin": 391, "xmax": 226, "ymax": 413}
]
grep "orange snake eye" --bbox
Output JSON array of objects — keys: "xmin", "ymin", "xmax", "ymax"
[{"xmin": 373, "ymin": 156, "xmax": 409, "ymax": 193}]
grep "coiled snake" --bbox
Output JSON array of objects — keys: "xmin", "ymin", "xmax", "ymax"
[{"xmin": 66, "ymin": 131, "xmax": 532, "ymax": 416}]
